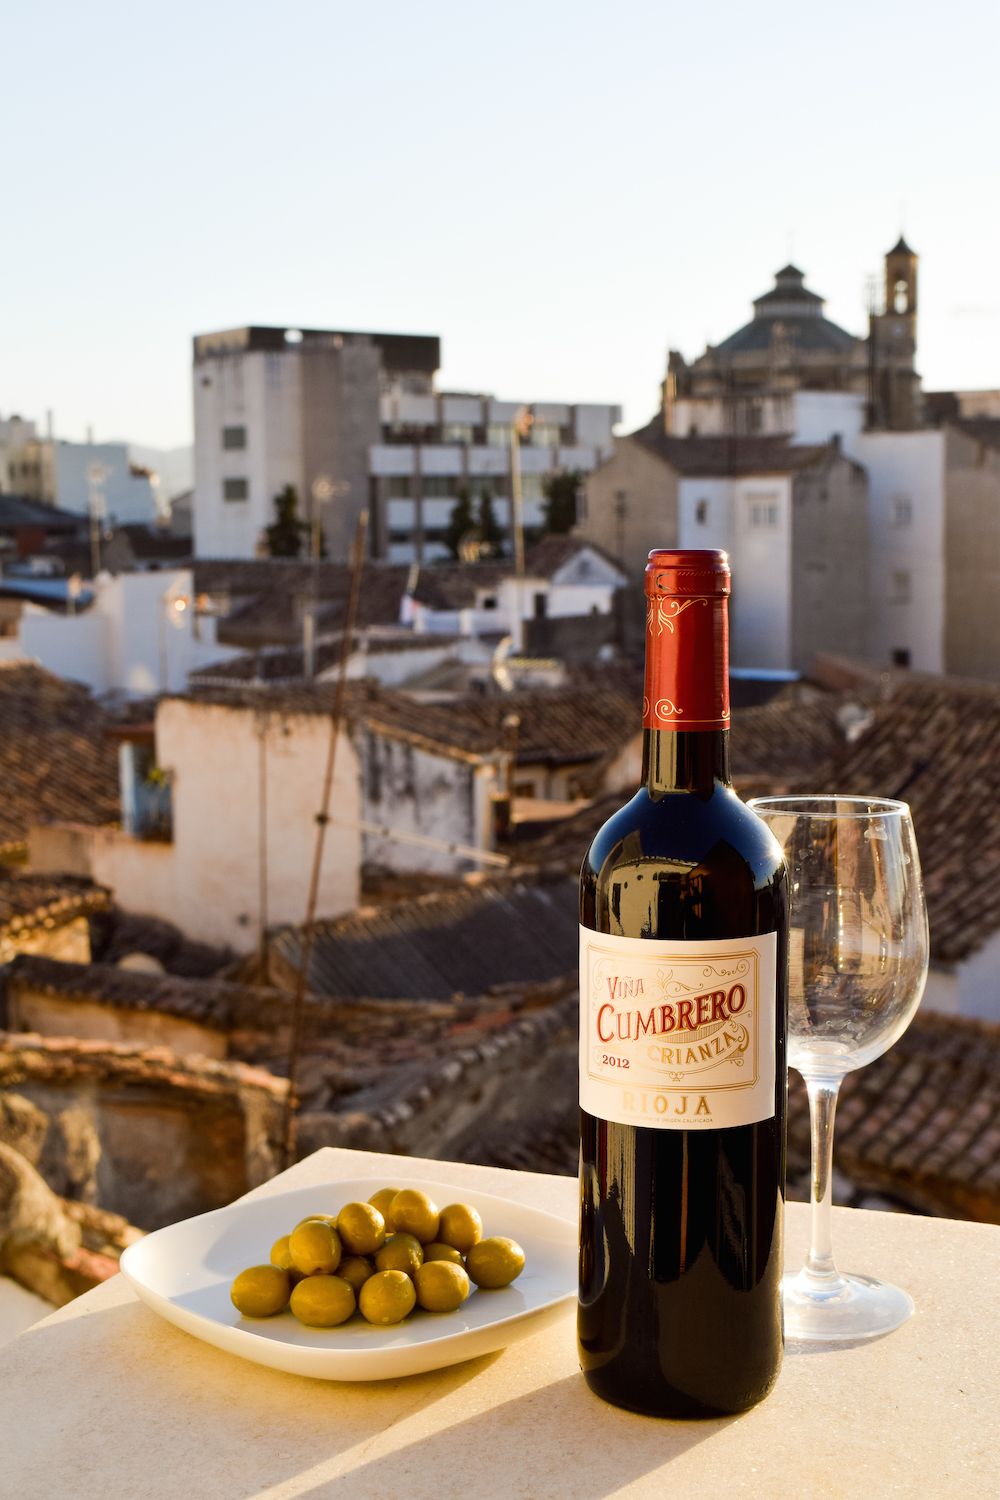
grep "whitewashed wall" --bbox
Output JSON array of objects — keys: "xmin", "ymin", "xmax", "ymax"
[
  {"xmin": 87, "ymin": 701, "xmax": 361, "ymax": 951},
  {"xmin": 14, "ymin": 569, "xmax": 242, "ymax": 697},
  {"xmin": 678, "ymin": 475, "xmax": 793, "ymax": 669},
  {"xmin": 847, "ymin": 430, "xmax": 945, "ymax": 672}
]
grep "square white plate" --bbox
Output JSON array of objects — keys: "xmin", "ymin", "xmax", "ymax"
[{"xmin": 120, "ymin": 1176, "xmax": 577, "ymax": 1381}]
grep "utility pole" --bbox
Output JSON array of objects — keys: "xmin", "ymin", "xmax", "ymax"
[
  {"xmin": 87, "ymin": 463, "xmax": 110, "ymax": 578},
  {"xmin": 303, "ymin": 474, "xmax": 350, "ymax": 677},
  {"xmin": 509, "ymin": 408, "xmax": 533, "ymax": 651},
  {"xmin": 281, "ymin": 506, "xmax": 369, "ymax": 1169}
]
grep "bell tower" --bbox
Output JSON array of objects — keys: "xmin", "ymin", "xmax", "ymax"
[{"xmin": 871, "ymin": 235, "xmax": 920, "ymax": 429}]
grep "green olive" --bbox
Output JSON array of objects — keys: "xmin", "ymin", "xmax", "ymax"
[
  {"xmin": 422, "ymin": 1241, "xmax": 464, "ymax": 1265},
  {"xmin": 359, "ymin": 1269, "xmax": 417, "ymax": 1325},
  {"xmin": 465, "ymin": 1236, "xmax": 526, "ymax": 1289},
  {"xmin": 438, "ymin": 1203, "xmax": 483, "ymax": 1254},
  {"xmin": 389, "ymin": 1189, "xmax": 440, "ymax": 1244},
  {"xmin": 269, "ymin": 1234, "xmax": 294, "ymax": 1271},
  {"xmin": 289, "ymin": 1220, "xmax": 342, "ymax": 1276},
  {"xmin": 368, "ymin": 1187, "xmax": 401, "ymax": 1228},
  {"xmin": 414, "ymin": 1260, "xmax": 471, "ymax": 1313},
  {"xmin": 338, "ymin": 1255, "xmax": 375, "ymax": 1294},
  {"xmin": 290, "ymin": 1275, "xmax": 356, "ymax": 1328},
  {"xmin": 336, "ymin": 1201, "xmax": 386, "ymax": 1256},
  {"xmin": 375, "ymin": 1233, "xmax": 424, "ymax": 1276},
  {"xmin": 230, "ymin": 1265, "xmax": 290, "ymax": 1318}
]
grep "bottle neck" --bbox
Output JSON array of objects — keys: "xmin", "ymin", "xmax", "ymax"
[{"xmin": 643, "ymin": 728, "xmax": 731, "ymax": 795}]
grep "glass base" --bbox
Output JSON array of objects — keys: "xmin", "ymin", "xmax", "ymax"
[{"xmin": 783, "ymin": 1269, "xmax": 914, "ymax": 1343}]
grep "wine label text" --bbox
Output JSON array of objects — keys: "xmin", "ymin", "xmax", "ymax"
[{"xmin": 579, "ymin": 928, "xmax": 777, "ymax": 1130}]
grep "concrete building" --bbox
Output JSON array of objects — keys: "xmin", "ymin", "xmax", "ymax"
[
  {"xmin": 191, "ymin": 323, "xmax": 619, "ymax": 565},
  {"xmin": 942, "ymin": 420, "xmax": 1000, "ymax": 682},
  {"xmin": 372, "ymin": 392, "xmax": 619, "ymax": 564},
  {"xmin": 581, "ymin": 431, "xmax": 869, "ymax": 671}
]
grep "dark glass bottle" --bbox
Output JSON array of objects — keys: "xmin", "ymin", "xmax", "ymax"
[{"xmin": 578, "ymin": 549, "xmax": 788, "ymax": 1419}]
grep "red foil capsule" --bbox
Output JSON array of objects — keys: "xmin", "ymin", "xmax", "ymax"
[{"xmin": 643, "ymin": 549, "xmax": 730, "ymax": 732}]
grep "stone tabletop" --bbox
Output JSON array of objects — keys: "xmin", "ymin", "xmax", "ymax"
[{"xmin": 3, "ymin": 1147, "xmax": 998, "ymax": 1500}]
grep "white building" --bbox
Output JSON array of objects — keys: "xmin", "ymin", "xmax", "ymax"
[
  {"xmin": 30, "ymin": 693, "xmax": 364, "ymax": 953},
  {"xmin": 402, "ymin": 537, "xmax": 628, "ymax": 649},
  {"xmin": 0, "ymin": 568, "xmax": 242, "ymax": 697},
  {"xmin": 3, "ymin": 434, "xmax": 158, "ymax": 524},
  {"xmin": 191, "ymin": 324, "xmax": 619, "ymax": 565}
]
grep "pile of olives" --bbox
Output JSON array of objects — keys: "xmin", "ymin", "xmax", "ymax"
[{"xmin": 230, "ymin": 1187, "xmax": 526, "ymax": 1328}]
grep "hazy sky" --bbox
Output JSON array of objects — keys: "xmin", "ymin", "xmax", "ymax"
[{"xmin": 3, "ymin": 0, "xmax": 998, "ymax": 449}]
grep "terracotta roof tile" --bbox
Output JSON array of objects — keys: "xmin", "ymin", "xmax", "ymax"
[
  {"xmin": 0, "ymin": 873, "xmax": 110, "ymax": 936},
  {"xmin": 270, "ymin": 873, "xmax": 580, "ymax": 1000},
  {"xmin": 0, "ymin": 664, "xmax": 119, "ymax": 851}
]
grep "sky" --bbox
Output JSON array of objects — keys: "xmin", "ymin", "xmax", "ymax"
[{"xmin": 3, "ymin": 0, "xmax": 999, "ymax": 450}]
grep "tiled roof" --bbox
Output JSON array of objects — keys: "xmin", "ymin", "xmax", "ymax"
[
  {"xmin": 0, "ymin": 873, "xmax": 110, "ymax": 937},
  {"xmin": 787, "ymin": 1008, "xmax": 1000, "ymax": 1222},
  {"xmin": 631, "ymin": 424, "xmax": 832, "ymax": 476},
  {"xmin": 0, "ymin": 663, "xmax": 119, "ymax": 852},
  {"xmin": 5, "ymin": 960, "xmax": 287, "ymax": 1032},
  {"xmin": 0, "ymin": 495, "xmax": 81, "ymax": 531},
  {"xmin": 951, "ymin": 417, "xmax": 1000, "ymax": 452},
  {"xmin": 270, "ymin": 873, "xmax": 580, "ymax": 999},
  {"xmin": 509, "ymin": 687, "xmax": 847, "ymax": 868},
  {"xmin": 409, "ymin": 1004, "xmax": 1000, "ymax": 1218},
  {"xmin": 181, "ymin": 677, "xmax": 639, "ymax": 769},
  {"xmin": 522, "ymin": 535, "xmax": 626, "ymax": 581},
  {"xmin": 188, "ymin": 629, "xmax": 462, "ymax": 687},
  {"xmin": 406, "ymin": 561, "xmax": 509, "ymax": 611},
  {"xmin": 193, "ymin": 559, "xmax": 412, "ymax": 645},
  {"xmin": 809, "ymin": 676, "xmax": 1000, "ymax": 966},
  {"xmin": 90, "ymin": 909, "xmax": 230, "ymax": 978},
  {"xmin": 0, "ymin": 1030, "xmax": 287, "ymax": 1101}
]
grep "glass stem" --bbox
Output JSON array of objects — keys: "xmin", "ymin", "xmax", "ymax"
[{"xmin": 803, "ymin": 1076, "xmax": 846, "ymax": 1288}]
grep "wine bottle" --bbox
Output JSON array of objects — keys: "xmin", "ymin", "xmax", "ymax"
[{"xmin": 578, "ymin": 548, "xmax": 788, "ymax": 1419}]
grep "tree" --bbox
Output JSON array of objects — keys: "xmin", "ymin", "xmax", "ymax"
[
  {"xmin": 477, "ymin": 488, "xmax": 504, "ymax": 556},
  {"xmin": 542, "ymin": 469, "xmax": 582, "ymax": 535},
  {"xmin": 444, "ymin": 487, "xmax": 475, "ymax": 559},
  {"xmin": 265, "ymin": 484, "xmax": 308, "ymax": 558}
]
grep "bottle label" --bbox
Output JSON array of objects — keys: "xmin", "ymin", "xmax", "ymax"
[{"xmin": 579, "ymin": 928, "xmax": 777, "ymax": 1129}]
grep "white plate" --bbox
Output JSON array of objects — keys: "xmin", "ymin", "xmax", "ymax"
[{"xmin": 120, "ymin": 1176, "xmax": 577, "ymax": 1381}]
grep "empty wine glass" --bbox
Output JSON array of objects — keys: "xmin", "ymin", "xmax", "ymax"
[{"xmin": 749, "ymin": 796, "xmax": 929, "ymax": 1342}]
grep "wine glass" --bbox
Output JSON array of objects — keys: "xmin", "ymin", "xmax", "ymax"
[{"xmin": 749, "ymin": 796, "xmax": 929, "ymax": 1342}]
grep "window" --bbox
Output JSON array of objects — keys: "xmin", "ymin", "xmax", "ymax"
[
  {"xmin": 441, "ymin": 423, "xmax": 475, "ymax": 444},
  {"xmin": 748, "ymin": 498, "xmax": 778, "ymax": 529},
  {"xmin": 487, "ymin": 424, "xmax": 511, "ymax": 447},
  {"xmin": 892, "ymin": 648, "xmax": 911, "ymax": 669},
  {"xmin": 893, "ymin": 279, "xmax": 909, "ymax": 314},
  {"xmin": 223, "ymin": 478, "xmax": 248, "ymax": 501},
  {"xmin": 892, "ymin": 495, "xmax": 912, "ymax": 527},
  {"xmin": 521, "ymin": 474, "xmax": 546, "ymax": 502},
  {"xmin": 421, "ymin": 475, "xmax": 463, "ymax": 498},
  {"xmin": 890, "ymin": 570, "xmax": 911, "ymax": 604},
  {"xmin": 530, "ymin": 422, "xmax": 561, "ymax": 447},
  {"xmin": 480, "ymin": 594, "xmax": 498, "ymax": 610},
  {"xmin": 695, "ymin": 498, "xmax": 709, "ymax": 525},
  {"xmin": 386, "ymin": 475, "xmax": 412, "ymax": 498},
  {"xmin": 222, "ymin": 425, "xmax": 246, "ymax": 450}
]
